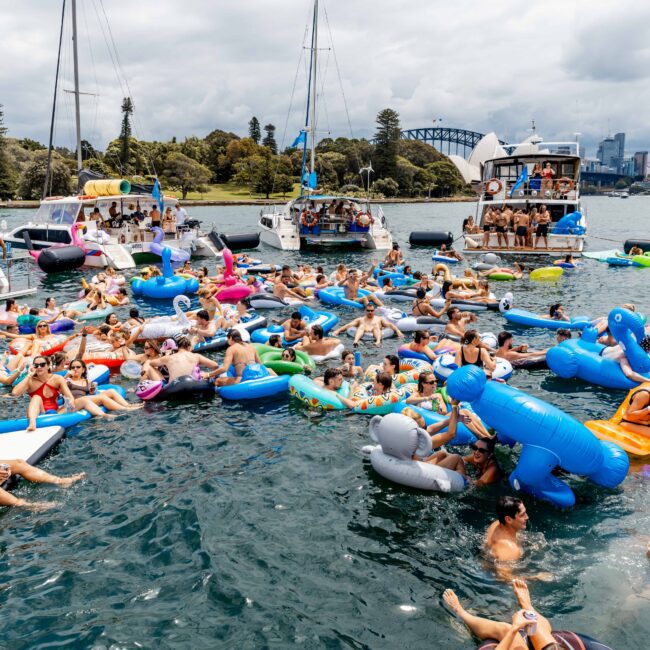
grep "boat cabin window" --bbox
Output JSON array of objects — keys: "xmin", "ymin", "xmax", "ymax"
[
  {"xmin": 34, "ymin": 202, "xmax": 80, "ymax": 225},
  {"xmin": 13, "ymin": 227, "xmax": 71, "ymax": 245}
]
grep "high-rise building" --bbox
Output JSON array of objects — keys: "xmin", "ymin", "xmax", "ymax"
[
  {"xmin": 597, "ymin": 132, "xmax": 626, "ymax": 172},
  {"xmin": 634, "ymin": 151, "xmax": 648, "ymax": 178}
]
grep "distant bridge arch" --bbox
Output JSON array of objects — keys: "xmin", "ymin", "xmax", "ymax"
[{"xmin": 400, "ymin": 128, "xmax": 506, "ymax": 158}]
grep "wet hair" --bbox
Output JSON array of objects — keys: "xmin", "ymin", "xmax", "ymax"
[
  {"xmin": 341, "ymin": 348, "xmax": 354, "ymax": 362},
  {"xmin": 417, "ymin": 370, "xmax": 436, "ymax": 393},
  {"xmin": 447, "ymin": 307, "xmax": 460, "ymax": 320},
  {"xmin": 549, "ymin": 303, "xmax": 563, "ymax": 318},
  {"xmin": 392, "ymin": 243, "xmax": 399, "ymax": 250},
  {"xmin": 227, "ymin": 329, "xmax": 243, "ymax": 343},
  {"xmin": 441, "ymin": 280, "xmax": 452, "ymax": 297},
  {"xmin": 176, "ymin": 336, "xmax": 192, "ymax": 350},
  {"xmin": 129, "ymin": 308, "xmax": 140, "ymax": 319},
  {"xmin": 324, "ymin": 367, "xmax": 342, "ymax": 386},
  {"xmin": 556, "ymin": 328, "xmax": 572, "ymax": 340},
  {"xmin": 98, "ymin": 324, "xmax": 111, "ymax": 336},
  {"xmin": 29, "ymin": 307, "xmax": 39, "ymax": 316},
  {"xmin": 374, "ymin": 371, "xmax": 393, "ymax": 392},
  {"xmin": 384, "ymin": 354, "xmax": 400, "ymax": 374},
  {"xmin": 50, "ymin": 352, "xmax": 67, "ymax": 369},
  {"xmin": 5, "ymin": 299, "xmax": 16, "ymax": 310},
  {"xmin": 45, "ymin": 297, "xmax": 55, "ymax": 307},
  {"xmin": 316, "ymin": 274, "xmax": 325, "ymax": 283},
  {"xmin": 413, "ymin": 330, "xmax": 430, "ymax": 344},
  {"xmin": 281, "ymin": 265, "xmax": 291, "ymax": 273},
  {"xmin": 412, "ymin": 271, "xmax": 422, "ymax": 280},
  {"xmin": 497, "ymin": 331, "xmax": 513, "ymax": 347},
  {"xmin": 32, "ymin": 354, "xmax": 49, "ymax": 367},
  {"xmin": 290, "ymin": 311, "xmax": 301, "ymax": 321},
  {"xmin": 461, "ymin": 329, "xmax": 479, "ymax": 346},
  {"xmin": 268, "ymin": 334, "xmax": 282, "ymax": 348},
  {"xmin": 196, "ymin": 309, "xmax": 210, "ymax": 321},
  {"xmin": 310, "ymin": 324, "xmax": 324, "ymax": 340},
  {"xmin": 282, "ymin": 348, "xmax": 297, "ymax": 362},
  {"xmin": 496, "ymin": 495, "xmax": 523, "ymax": 525},
  {"xmin": 119, "ymin": 287, "xmax": 127, "ymax": 296},
  {"xmin": 416, "ymin": 288, "xmax": 426, "ymax": 299}
]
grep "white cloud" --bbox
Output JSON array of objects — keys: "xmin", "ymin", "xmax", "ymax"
[{"xmin": 0, "ymin": 0, "xmax": 647, "ymax": 157}]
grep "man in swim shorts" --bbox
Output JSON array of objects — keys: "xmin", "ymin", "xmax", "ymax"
[
  {"xmin": 333, "ymin": 304, "xmax": 403, "ymax": 347},
  {"xmin": 495, "ymin": 207, "xmax": 510, "ymax": 248},
  {"xmin": 534, "ymin": 205, "xmax": 551, "ymax": 249},
  {"xmin": 338, "ymin": 270, "xmax": 383, "ymax": 307},
  {"xmin": 282, "ymin": 312, "xmax": 308, "ymax": 343},
  {"xmin": 496, "ymin": 332, "xmax": 547, "ymax": 363},
  {"xmin": 513, "ymin": 209, "xmax": 529, "ymax": 249},
  {"xmin": 209, "ymin": 330, "xmax": 275, "ymax": 386}
]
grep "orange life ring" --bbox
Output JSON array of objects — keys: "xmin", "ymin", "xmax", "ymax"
[
  {"xmin": 484, "ymin": 178, "xmax": 503, "ymax": 195},
  {"xmin": 119, "ymin": 234, "xmax": 126, "ymax": 244},
  {"xmin": 301, "ymin": 210, "xmax": 318, "ymax": 228},
  {"xmin": 556, "ymin": 177, "xmax": 575, "ymax": 195},
  {"xmin": 355, "ymin": 212, "xmax": 374, "ymax": 227}
]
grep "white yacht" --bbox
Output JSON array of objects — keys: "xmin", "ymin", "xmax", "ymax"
[
  {"xmin": 2, "ymin": 192, "xmax": 220, "ymax": 269},
  {"xmin": 257, "ymin": 0, "xmax": 393, "ymax": 251},
  {"xmin": 452, "ymin": 133, "xmax": 586, "ymax": 257}
]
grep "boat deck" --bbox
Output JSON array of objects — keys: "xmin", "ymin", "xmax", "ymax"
[{"xmin": 462, "ymin": 246, "xmax": 582, "ymax": 257}]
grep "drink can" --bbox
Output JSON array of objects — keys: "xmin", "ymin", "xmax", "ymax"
[
  {"xmin": 523, "ymin": 610, "xmax": 537, "ymax": 636},
  {"xmin": 354, "ymin": 351, "xmax": 361, "ymax": 367}
]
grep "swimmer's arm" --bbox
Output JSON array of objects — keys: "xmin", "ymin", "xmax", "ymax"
[
  {"xmin": 381, "ymin": 318, "xmax": 404, "ymax": 338},
  {"xmin": 124, "ymin": 325, "xmax": 143, "ymax": 347},
  {"xmin": 207, "ymin": 349, "xmax": 233, "ymax": 378},
  {"xmin": 55, "ymin": 375, "xmax": 77, "ymax": 408},
  {"xmin": 333, "ymin": 318, "xmax": 358, "ymax": 335},
  {"xmin": 475, "ymin": 464, "xmax": 500, "ymax": 486},
  {"xmin": 482, "ymin": 350, "xmax": 497, "ymax": 371},
  {"xmin": 195, "ymin": 353, "xmax": 219, "ymax": 369}
]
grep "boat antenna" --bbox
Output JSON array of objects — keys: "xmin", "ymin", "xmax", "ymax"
[
  {"xmin": 43, "ymin": 0, "xmax": 67, "ymax": 200},
  {"xmin": 71, "ymin": 0, "xmax": 83, "ymax": 176},
  {"xmin": 309, "ymin": 0, "xmax": 318, "ymax": 192}
]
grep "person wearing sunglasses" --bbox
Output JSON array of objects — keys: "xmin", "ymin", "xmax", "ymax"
[
  {"xmin": 463, "ymin": 437, "xmax": 502, "ymax": 486},
  {"xmin": 66, "ymin": 360, "xmax": 142, "ymax": 416},
  {"xmin": 12, "ymin": 355, "xmax": 78, "ymax": 431},
  {"xmin": 282, "ymin": 348, "xmax": 297, "ymax": 363},
  {"xmin": 333, "ymin": 305, "xmax": 403, "ymax": 347},
  {"xmin": 0, "ymin": 320, "xmax": 79, "ymax": 357}
]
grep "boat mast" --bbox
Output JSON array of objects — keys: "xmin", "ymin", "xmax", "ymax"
[
  {"xmin": 71, "ymin": 0, "xmax": 83, "ymax": 174},
  {"xmin": 309, "ymin": 0, "xmax": 318, "ymax": 186}
]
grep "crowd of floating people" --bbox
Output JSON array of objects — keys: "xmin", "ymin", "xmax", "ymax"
[{"xmin": 1, "ymin": 231, "xmax": 649, "ymax": 649}]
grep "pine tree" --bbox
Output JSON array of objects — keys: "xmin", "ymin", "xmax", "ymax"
[
  {"xmin": 119, "ymin": 97, "xmax": 134, "ymax": 172},
  {"xmin": 248, "ymin": 117, "xmax": 261, "ymax": 144},
  {"xmin": 0, "ymin": 104, "xmax": 17, "ymax": 199},
  {"xmin": 262, "ymin": 123, "xmax": 277, "ymax": 155},
  {"xmin": 373, "ymin": 108, "xmax": 401, "ymax": 180}
]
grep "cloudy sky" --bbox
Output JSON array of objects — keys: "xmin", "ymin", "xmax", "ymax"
[{"xmin": 1, "ymin": 0, "xmax": 648, "ymax": 159}]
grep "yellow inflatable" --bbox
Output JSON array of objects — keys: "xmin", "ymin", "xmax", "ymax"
[
  {"xmin": 585, "ymin": 382, "xmax": 650, "ymax": 456},
  {"xmin": 83, "ymin": 179, "xmax": 131, "ymax": 196},
  {"xmin": 530, "ymin": 266, "xmax": 563, "ymax": 281}
]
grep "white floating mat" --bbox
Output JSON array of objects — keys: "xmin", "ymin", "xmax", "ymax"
[{"xmin": 0, "ymin": 426, "xmax": 66, "ymax": 466}]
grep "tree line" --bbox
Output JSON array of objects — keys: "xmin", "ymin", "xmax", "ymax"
[{"xmin": 0, "ymin": 102, "xmax": 466, "ymax": 200}]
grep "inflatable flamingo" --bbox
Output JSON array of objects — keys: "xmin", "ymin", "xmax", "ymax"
[
  {"xmin": 214, "ymin": 248, "xmax": 253, "ymax": 303},
  {"xmin": 29, "ymin": 223, "xmax": 87, "ymax": 261}
]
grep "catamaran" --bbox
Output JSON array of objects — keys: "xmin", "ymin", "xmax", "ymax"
[{"xmin": 258, "ymin": 0, "xmax": 393, "ymax": 251}]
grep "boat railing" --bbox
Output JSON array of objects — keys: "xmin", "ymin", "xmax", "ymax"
[
  {"xmin": 0, "ymin": 252, "xmax": 36, "ymax": 298},
  {"xmin": 481, "ymin": 178, "xmax": 580, "ymax": 201}
]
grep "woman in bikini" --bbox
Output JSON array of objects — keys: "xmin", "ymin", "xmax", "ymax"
[
  {"xmin": 455, "ymin": 329, "xmax": 496, "ymax": 377},
  {"xmin": 620, "ymin": 386, "xmax": 650, "ymax": 438},
  {"xmin": 66, "ymin": 360, "xmax": 142, "ymax": 416},
  {"xmin": 411, "ymin": 288, "xmax": 449, "ymax": 318},
  {"xmin": 12, "ymin": 356, "xmax": 78, "ymax": 431}
]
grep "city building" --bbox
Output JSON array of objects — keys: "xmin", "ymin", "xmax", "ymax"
[
  {"xmin": 596, "ymin": 132, "xmax": 626, "ymax": 173},
  {"xmin": 634, "ymin": 151, "xmax": 648, "ymax": 178}
]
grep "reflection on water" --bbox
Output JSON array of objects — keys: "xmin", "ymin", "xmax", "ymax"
[{"xmin": 0, "ymin": 197, "xmax": 648, "ymax": 648}]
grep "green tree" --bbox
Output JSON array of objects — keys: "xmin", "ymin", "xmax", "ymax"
[
  {"xmin": 83, "ymin": 157, "xmax": 114, "ymax": 176},
  {"xmin": 20, "ymin": 151, "xmax": 71, "ymax": 199},
  {"xmin": 248, "ymin": 117, "xmax": 261, "ymax": 144},
  {"xmin": 18, "ymin": 138, "xmax": 46, "ymax": 151},
  {"xmin": 119, "ymin": 97, "xmax": 134, "ymax": 172},
  {"xmin": 275, "ymin": 174, "xmax": 294, "ymax": 198},
  {"xmin": 179, "ymin": 136, "xmax": 209, "ymax": 165},
  {"xmin": 373, "ymin": 108, "xmax": 401, "ymax": 180},
  {"xmin": 426, "ymin": 160, "xmax": 464, "ymax": 196},
  {"xmin": 615, "ymin": 177, "xmax": 632, "ymax": 189},
  {"xmin": 105, "ymin": 137, "xmax": 147, "ymax": 176},
  {"xmin": 78, "ymin": 139, "xmax": 99, "ymax": 162},
  {"xmin": 373, "ymin": 177, "xmax": 399, "ymax": 198},
  {"xmin": 161, "ymin": 152, "xmax": 211, "ymax": 199},
  {"xmin": 398, "ymin": 139, "xmax": 444, "ymax": 168},
  {"xmin": 204, "ymin": 129, "xmax": 240, "ymax": 182},
  {"xmin": 0, "ymin": 105, "xmax": 18, "ymax": 199},
  {"xmin": 262, "ymin": 123, "xmax": 277, "ymax": 154}
]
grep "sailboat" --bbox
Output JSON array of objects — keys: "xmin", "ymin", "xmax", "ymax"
[
  {"xmin": 257, "ymin": 0, "xmax": 393, "ymax": 250},
  {"xmin": 1, "ymin": 0, "xmax": 221, "ymax": 269}
]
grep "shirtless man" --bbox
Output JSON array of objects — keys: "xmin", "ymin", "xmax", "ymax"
[
  {"xmin": 149, "ymin": 204, "xmax": 161, "ymax": 229},
  {"xmin": 339, "ymin": 270, "xmax": 383, "ymax": 307},
  {"xmin": 534, "ymin": 204, "xmax": 551, "ymax": 249},
  {"xmin": 438, "ymin": 244, "xmax": 463, "ymax": 261},
  {"xmin": 444, "ymin": 307, "xmax": 467, "ymax": 337},
  {"xmin": 513, "ymin": 209, "xmax": 529, "ymax": 249},
  {"xmin": 189, "ymin": 309, "xmax": 218, "ymax": 346},
  {"xmin": 273, "ymin": 277, "xmax": 307, "ymax": 303},
  {"xmin": 496, "ymin": 332, "xmax": 547, "ymax": 363},
  {"xmin": 282, "ymin": 311, "xmax": 308, "ymax": 343},
  {"xmin": 296, "ymin": 324, "xmax": 342, "ymax": 357},
  {"xmin": 482, "ymin": 207, "xmax": 495, "ymax": 248},
  {"xmin": 319, "ymin": 367, "xmax": 359, "ymax": 409},
  {"xmin": 208, "ymin": 330, "xmax": 275, "ymax": 386},
  {"xmin": 495, "ymin": 207, "xmax": 510, "ymax": 248},
  {"xmin": 333, "ymin": 304, "xmax": 403, "ymax": 347},
  {"xmin": 149, "ymin": 336, "xmax": 219, "ymax": 382}
]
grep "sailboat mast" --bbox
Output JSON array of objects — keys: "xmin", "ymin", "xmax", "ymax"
[
  {"xmin": 71, "ymin": 0, "xmax": 82, "ymax": 174},
  {"xmin": 309, "ymin": 0, "xmax": 318, "ymax": 178}
]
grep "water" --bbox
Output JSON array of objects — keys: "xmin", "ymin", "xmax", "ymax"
[{"xmin": 0, "ymin": 197, "xmax": 649, "ymax": 648}]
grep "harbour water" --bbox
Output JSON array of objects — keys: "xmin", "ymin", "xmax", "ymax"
[{"xmin": 0, "ymin": 196, "xmax": 648, "ymax": 648}]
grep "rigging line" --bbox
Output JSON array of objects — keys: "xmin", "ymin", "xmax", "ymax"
[
  {"xmin": 269, "ymin": 22, "xmax": 310, "ymax": 197},
  {"xmin": 323, "ymin": 3, "xmax": 362, "ymax": 172},
  {"xmin": 316, "ymin": 49, "xmax": 332, "ymax": 141},
  {"xmin": 98, "ymin": 0, "xmax": 156, "ymax": 178},
  {"xmin": 43, "ymin": 0, "xmax": 67, "ymax": 199},
  {"xmin": 81, "ymin": 0, "xmax": 101, "ymax": 152}
]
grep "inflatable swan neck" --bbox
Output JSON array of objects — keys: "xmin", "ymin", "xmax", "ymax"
[
  {"xmin": 223, "ymin": 248, "xmax": 234, "ymax": 279},
  {"xmin": 152, "ymin": 227, "xmax": 164, "ymax": 245},
  {"xmin": 173, "ymin": 294, "xmax": 192, "ymax": 326}
]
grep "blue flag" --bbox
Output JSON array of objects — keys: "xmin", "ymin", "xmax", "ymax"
[
  {"xmin": 152, "ymin": 179, "xmax": 163, "ymax": 210},
  {"xmin": 291, "ymin": 131, "xmax": 307, "ymax": 148},
  {"xmin": 509, "ymin": 166, "xmax": 529, "ymax": 197},
  {"xmin": 308, "ymin": 171, "xmax": 318, "ymax": 190}
]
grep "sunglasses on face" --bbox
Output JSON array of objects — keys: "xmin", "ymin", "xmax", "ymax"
[
  {"xmin": 37, "ymin": 324, "xmax": 48, "ymax": 329},
  {"xmin": 33, "ymin": 362, "xmax": 47, "ymax": 368},
  {"xmin": 423, "ymin": 380, "xmax": 436, "ymax": 385},
  {"xmin": 70, "ymin": 365, "xmax": 83, "ymax": 370},
  {"xmin": 470, "ymin": 445, "xmax": 488, "ymax": 454}
]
